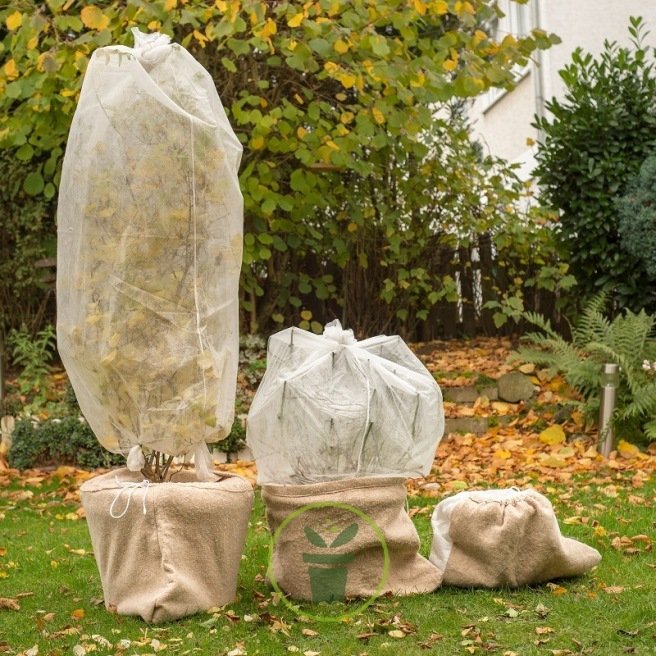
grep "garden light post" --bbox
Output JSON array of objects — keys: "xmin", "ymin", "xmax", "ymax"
[{"xmin": 599, "ymin": 363, "xmax": 619, "ymax": 457}]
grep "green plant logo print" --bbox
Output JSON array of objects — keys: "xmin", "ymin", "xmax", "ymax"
[
  {"xmin": 269, "ymin": 501, "xmax": 390, "ymax": 623},
  {"xmin": 303, "ymin": 522, "xmax": 359, "ymax": 602}
]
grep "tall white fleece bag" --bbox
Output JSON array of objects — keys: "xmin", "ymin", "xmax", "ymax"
[{"xmin": 57, "ymin": 30, "xmax": 243, "ymax": 465}]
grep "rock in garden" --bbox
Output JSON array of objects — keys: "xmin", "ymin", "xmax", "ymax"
[{"xmin": 497, "ymin": 371, "xmax": 535, "ymax": 402}]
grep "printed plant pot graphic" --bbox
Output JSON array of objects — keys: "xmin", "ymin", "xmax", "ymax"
[
  {"xmin": 264, "ymin": 478, "xmax": 442, "ymax": 608},
  {"xmin": 303, "ymin": 524, "xmax": 358, "ymax": 602}
]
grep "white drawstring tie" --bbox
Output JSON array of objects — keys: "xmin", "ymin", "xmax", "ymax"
[{"xmin": 109, "ymin": 477, "xmax": 151, "ymax": 519}]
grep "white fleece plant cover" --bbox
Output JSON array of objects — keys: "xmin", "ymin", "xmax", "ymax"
[
  {"xmin": 246, "ymin": 320, "xmax": 444, "ymax": 484},
  {"xmin": 57, "ymin": 30, "xmax": 243, "ymax": 465}
]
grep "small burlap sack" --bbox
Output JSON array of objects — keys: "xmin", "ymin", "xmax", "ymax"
[
  {"xmin": 430, "ymin": 488, "xmax": 601, "ymax": 588},
  {"xmin": 263, "ymin": 477, "xmax": 441, "ymax": 601},
  {"xmin": 80, "ymin": 468, "xmax": 253, "ymax": 623}
]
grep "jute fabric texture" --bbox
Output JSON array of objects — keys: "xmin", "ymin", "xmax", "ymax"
[
  {"xmin": 263, "ymin": 476, "xmax": 441, "ymax": 601},
  {"xmin": 81, "ymin": 468, "xmax": 253, "ymax": 622},
  {"xmin": 430, "ymin": 488, "xmax": 601, "ymax": 588}
]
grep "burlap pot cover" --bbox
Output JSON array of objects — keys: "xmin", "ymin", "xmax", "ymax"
[
  {"xmin": 263, "ymin": 477, "xmax": 441, "ymax": 601},
  {"xmin": 430, "ymin": 488, "xmax": 601, "ymax": 588},
  {"xmin": 80, "ymin": 468, "xmax": 253, "ymax": 623}
]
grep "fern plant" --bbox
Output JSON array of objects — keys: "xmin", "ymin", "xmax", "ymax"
[
  {"xmin": 516, "ymin": 292, "xmax": 656, "ymax": 445},
  {"xmin": 7, "ymin": 324, "xmax": 58, "ymax": 413}
]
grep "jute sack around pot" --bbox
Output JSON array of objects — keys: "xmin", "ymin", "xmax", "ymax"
[
  {"xmin": 263, "ymin": 477, "xmax": 441, "ymax": 601},
  {"xmin": 80, "ymin": 468, "xmax": 253, "ymax": 623},
  {"xmin": 430, "ymin": 488, "xmax": 601, "ymax": 588}
]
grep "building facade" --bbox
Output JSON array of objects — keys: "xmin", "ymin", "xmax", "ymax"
[{"xmin": 468, "ymin": 0, "xmax": 656, "ymax": 178}]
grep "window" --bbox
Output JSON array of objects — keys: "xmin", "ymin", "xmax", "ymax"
[{"xmin": 480, "ymin": 0, "xmax": 531, "ymax": 111}]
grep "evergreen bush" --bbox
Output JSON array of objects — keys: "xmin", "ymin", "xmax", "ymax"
[
  {"xmin": 616, "ymin": 154, "xmax": 656, "ymax": 279},
  {"xmin": 8, "ymin": 416, "xmax": 124, "ymax": 470},
  {"xmin": 533, "ymin": 17, "xmax": 656, "ymax": 312}
]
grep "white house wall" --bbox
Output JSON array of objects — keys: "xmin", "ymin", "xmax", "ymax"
[{"xmin": 468, "ymin": 0, "xmax": 656, "ymax": 177}]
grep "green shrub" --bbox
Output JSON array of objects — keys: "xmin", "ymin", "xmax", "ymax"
[
  {"xmin": 0, "ymin": 150, "xmax": 55, "ymax": 339},
  {"xmin": 6, "ymin": 324, "xmax": 60, "ymax": 416},
  {"xmin": 213, "ymin": 418, "xmax": 247, "ymax": 457},
  {"xmin": 1, "ymin": 0, "xmax": 560, "ymax": 338},
  {"xmin": 7, "ymin": 324, "xmax": 56, "ymax": 393},
  {"xmin": 616, "ymin": 154, "xmax": 656, "ymax": 279},
  {"xmin": 516, "ymin": 293, "xmax": 656, "ymax": 445},
  {"xmin": 8, "ymin": 416, "xmax": 124, "ymax": 470},
  {"xmin": 533, "ymin": 17, "xmax": 656, "ymax": 312}
]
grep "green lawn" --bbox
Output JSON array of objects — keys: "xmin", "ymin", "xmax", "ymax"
[{"xmin": 0, "ymin": 470, "xmax": 654, "ymax": 656}]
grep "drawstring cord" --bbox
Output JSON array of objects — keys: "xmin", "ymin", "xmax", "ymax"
[{"xmin": 109, "ymin": 477, "xmax": 150, "ymax": 518}]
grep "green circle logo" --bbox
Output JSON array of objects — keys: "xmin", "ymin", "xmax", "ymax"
[{"xmin": 268, "ymin": 501, "xmax": 390, "ymax": 623}]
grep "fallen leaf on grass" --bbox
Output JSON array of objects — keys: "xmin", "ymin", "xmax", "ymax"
[
  {"xmin": 0, "ymin": 597, "xmax": 19, "ymax": 610},
  {"xmin": 603, "ymin": 586, "xmax": 625, "ymax": 594},
  {"xmin": 611, "ymin": 535, "xmax": 644, "ymax": 554},
  {"xmin": 417, "ymin": 633, "xmax": 444, "ymax": 648},
  {"xmin": 226, "ymin": 648, "xmax": 245, "ymax": 656},
  {"xmin": 631, "ymin": 534, "xmax": 652, "ymax": 544},
  {"xmin": 92, "ymin": 635, "xmax": 112, "ymax": 648},
  {"xmin": 539, "ymin": 454, "xmax": 568, "ymax": 468},
  {"xmin": 50, "ymin": 626, "xmax": 79, "ymax": 638},
  {"xmin": 301, "ymin": 629, "xmax": 319, "ymax": 637},
  {"xmin": 64, "ymin": 545, "xmax": 87, "ymax": 556},
  {"xmin": 388, "ymin": 630, "xmax": 406, "ymax": 639},
  {"xmin": 224, "ymin": 609, "xmax": 240, "ymax": 623},
  {"xmin": 10, "ymin": 490, "xmax": 34, "ymax": 502},
  {"xmin": 540, "ymin": 425, "xmax": 566, "ymax": 445},
  {"xmin": 71, "ymin": 608, "xmax": 85, "ymax": 620},
  {"xmin": 263, "ymin": 615, "xmax": 290, "ymax": 636},
  {"xmin": 536, "ymin": 627, "xmax": 554, "ymax": 635},
  {"xmin": 546, "ymin": 583, "xmax": 567, "ymax": 596},
  {"xmin": 617, "ymin": 440, "xmax": 640, "ymax": 459},
  {"xmin": 491, "ymin": 401, "xmax": 513, "ymax": 415}
]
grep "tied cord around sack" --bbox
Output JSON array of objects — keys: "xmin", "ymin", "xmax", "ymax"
[{"xmin": 109, "ymin": 477, "xmax": 151, "ymax": 518}]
